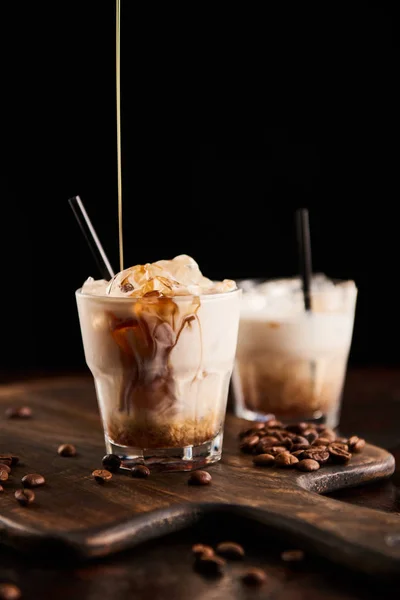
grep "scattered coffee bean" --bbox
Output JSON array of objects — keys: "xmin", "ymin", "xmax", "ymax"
[
  {"xmin": 0, "ymin": 485, "xmax": 3, "ymax": 493},
  {"xmin": 195, "ymin": 555, "xmax": 225, "ymax": 576},
  {"xmin": 21, "ymin": 473, "xmax": 45, "ymax": 488},
  {"xmin": 216, "ymin": 541, "xmax": 245, "ymax": 559},
  {"xmin": 296, "ymin": 459, "xmax": 320, "ymax": 472},
  {"xmin": 102, "ymin": 454, "xmax": 121, "ymax": 472},
  {"xmin": 5, "ymin": 406, "xmax": 32, "ymax": 419},
  {"xmin": 188, "ymin": 470, "xmax": 212, "ymax": 485},
  {"xmin": 92, "ymin": 469, "xmax": 112, "ymax": 484},
  {"xmin": 0, "ymin": 463, "xmax": 11, "ymax": 474},
  {"xmin": 15, "ymin": 488, "xmax": 35, "ymax": 506},
  {"xmin": 302, "ymin": 449, "xmax": 330, "ymax": 464},
  {"xmin": 241, "ymin": 567, "xmax": 267, "ymax": 586},
  {"xmin": 329, "ymin": 445, "xmax": 352, "ymax": 464},
  {"xmin": 0, "ymin": 469, "xmax": 9, "ymax": 482},
  {"xmin": 0, "ymin": 582, "xmax": 22, "ymax": 600},
  {"xmin": 131, "ymin": 465, "xmax": 150, "ymax": 478},
  {"xmin": 192, "ymin": 544, "xmax": 214, "ymax": 558},
  {"xmin": 348, "ymin": 436, "xmax": 365, "ymax": 453},
  {"xmin": 275, "ymin": 453, "xmax": 299, "ymax": 468},
  {"xmin": 0, "ymin": 455, "xmax": 13, "ymax": 467},
  {"xmin": 281, "ymin": 549, "xmax": 305, "ymax": 562},
  {"xmin": 253, "ymin": 453, "xmax": 275, "ymax": 466},
  {"xmin": 57, "ymin": 444, "xmax": 77, "ymax": 457}
]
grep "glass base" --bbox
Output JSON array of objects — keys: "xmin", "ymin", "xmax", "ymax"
[
  {"xmin": 105, "ymin": 430, "xmax": 224, "ymax": 472},
  {"xmin": 234, "ymin": 405, "xmax": 339, "ymax": 429}
]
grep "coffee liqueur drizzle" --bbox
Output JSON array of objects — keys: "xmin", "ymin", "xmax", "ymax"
[
  {"xmin": 116, "ymin": 0, "xmax": 123, "ymax": 271},
  {"xmin": 109, "ymin": 295, "xmax": 203, "ymax": 417}
]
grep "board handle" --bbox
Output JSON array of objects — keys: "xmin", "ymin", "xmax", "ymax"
[{"xmin": 235, "ymin": 490, "xmax": 400, "ymax": 579}]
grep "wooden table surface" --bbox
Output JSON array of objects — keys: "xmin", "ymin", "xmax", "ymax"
[{"xmin": 1, "ymin": 367, "xmax": 400, "ymax": 600}]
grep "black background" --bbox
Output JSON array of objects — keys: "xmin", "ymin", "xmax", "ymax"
[{"xmin": 1, "ymin": 3, "xmax": 398, "ymax": 377}]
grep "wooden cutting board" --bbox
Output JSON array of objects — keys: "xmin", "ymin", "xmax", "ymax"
[{"xmin": 0, "ymin": 377, "xmax": 398, "ymax": 578}]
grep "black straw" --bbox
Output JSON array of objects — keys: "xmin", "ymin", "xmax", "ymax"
[
  {"xmin": 296, "ymin": 208, "xmax": 313, "ymax": 311},
  {"xmin": 68, "ymin": 196, "xmax": 115, "ymax": 280}
]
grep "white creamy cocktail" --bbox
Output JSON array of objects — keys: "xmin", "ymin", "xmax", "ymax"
[
  {"xmin": 234, "ymin": 275, "xmax": 357, "ymax": 427},
  {"xmin": 76, "ymin": 255, "xmax": 241, "ymax": 470}
]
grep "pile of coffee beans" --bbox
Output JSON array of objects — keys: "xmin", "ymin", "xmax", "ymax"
[{"xmin": 239, "ymin": 420, "xmax": 366, "ymax": 472}]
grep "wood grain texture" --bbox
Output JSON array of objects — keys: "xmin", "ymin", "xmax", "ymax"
[{"xmin": 0, "ymin": 376, "xmax": 398, "ymax": 579}]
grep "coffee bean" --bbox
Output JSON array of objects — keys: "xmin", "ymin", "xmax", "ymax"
[
  {"xmin": 291, "ymin": 443, "xmax": 310, "ymax": 452},
  {"xmin": 336, "ymin": 437, "xmax": 348, "ymax": 444},
  {"xmin": 0, "ymin": 454, "xmax": 18, "ymax": 467},
  {"xmin": 318, "ymin": 428, "xmax": 336, "ymax": 442},
  {"xmin": 281, "ymin": 549, "xmax": 305, "ymax": 562},
  {"xmin": 329, "ymin": 441, "xmax": 349, "ymax": 452},
  {"xmin": 102, "ymin": 454, "xmax": 121, "ymax": 472},
  {"xmin": 58, "ymin": 444, "xmax": 77, "ymax": 457},
  {"xmin": 291, "ymin": 450, "xmax": 306, "ymax": 459},
  {"xmin": 195, "ymin": 555, "xmax": 225, "ymax": 576},
  {"xmin": 275, "ymin": 453, "xmax": 299, "ymax": 467},
  {"xmin": 239, "ymin": 435, "xmax": 260, "ymax": 453},
  {"xmin": 0, "ymin": 583, "xmax": 22, "ymax": 600},
  {"xmin": 216, "ymin": 541, "xmax": 245, "ymax": 559},
  {"xmin": 92, "ymin": 469, "xmax": 112, "ymax": 483},
  {"xmin": 304, "ymin": 431, "xmax": 319, "ymax": 444},
  {"xmin": 260, "ymin": 435, "xmax": 281, "ymax": 445},
  {"xmin": 188, "ymin": 470, "xmax": 212, "ymax": 485},
  {"xmin": 241, "ymin": 567, "xmax": 267, "ymax": 585},
  {"xmin": 285, "ymin": 422, "xmax": 308, "ymax": 434},
  {"xmin": 0, "ymin": 485, "xmax": 3, "ymax": 493},
  {"xmin": 314, "ymin": 438, "xmax": 331, "ymax": 446},
  {"xmin": 15, "ymin": 488, "xmax": 35, "ymax": 506},
  {"xmin": 21, "ymin": 473, "xmax": 45, "ymax": 488},
  {"xmin": 192, "ymin": 544, "xmax": 214, "ymax": 558},
  {"xmin": 0, "ymin": 463, "xmax": 11, "ymax": 474},
  {"xmin": 348, "ymin": 436, "xmax": 365, "ymax": 453},
  {"xmin": 5, "ymin": 406, "xmax": 32, "ymax": 419},
  {"xmin": 0, "ymin": 469, "xmax": 9, "ymax": 482},
  {"xmin": 131, "ymin": 465, "xmax": 150, "ymax": 478},
  {"xmin": 266, "ymin": 446, "xmax": 288, "ymax": 457},
  {"xmin": 265, "ymin": 419, "xmax": 283, "ymax": 428},
  {"xmin": 292, "ymin": 435, "xmax": 309, "ymax": 445},
  {"xmin": 302, "ymin": 449, "xmax": 330, "ymax": 464},
  {"xmin": 253, "ymin": 453, "xmax": 275, "ymax": 466},
  {"xmin": 280, "ymin": 437, "xmax": 293, "ymax": 450},
  {"xmin": 238, "ymin": 423, "xmax": 265, "ymax": 439},
  {"xmin": 296, "ymin": 459, "xmax": 320, "ymax": 472},
  {"xmin": 329, "ymin": 445, "xmax": 352, "ymax": 464}
]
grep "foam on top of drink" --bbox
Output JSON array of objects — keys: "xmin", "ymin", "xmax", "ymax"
[
  {"xmin": 240, "ymin": 274, "xmax": 357, "ymax": 318},
  {"xmin": 81, "ymin": 254, "xmax": 237, "ymax": 297}
]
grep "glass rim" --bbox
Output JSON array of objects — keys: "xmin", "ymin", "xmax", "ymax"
[
  {"xmin": 237, "ymin": 275, "xmax": 357, "ymax": 294},
  {"xmin": 75, "ymin": 286, "xmax": 242, "ymax": 303}
]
